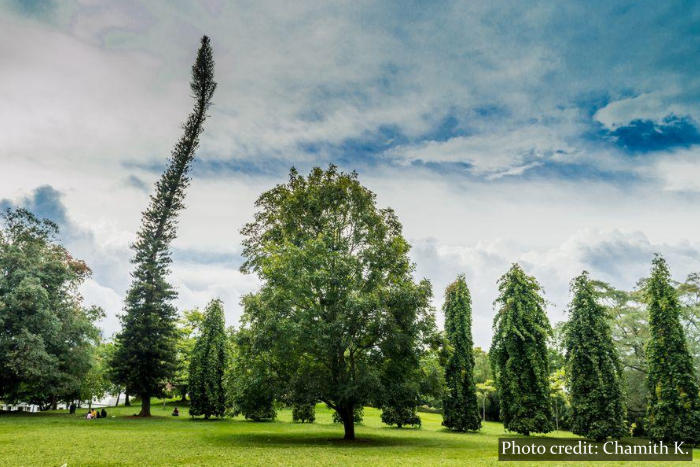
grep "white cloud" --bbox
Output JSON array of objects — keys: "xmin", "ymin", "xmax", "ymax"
[
  {"xmin": 2, "ymin": 1, "xmax": 699, "ymax": 345},
  {"xmin": 594, "ymin": 91, "xmax": 697, "ymax": 129},
  {"xmin": 387, "ymin": 125, "xmax": 577, "ymax": 176},
  {"xmin": 652, "ymin": 148, "xmax": 700, "ymax": 192}
]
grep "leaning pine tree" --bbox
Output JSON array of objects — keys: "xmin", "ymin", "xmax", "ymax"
[
  {"xmin": 645, "ymin": 255, "xmax": 700, "ymax": 443},
  {"xmin": 565, "ymin": 271, "xmax": 626, "ymax": 441},
  {"xmin": 189, "ymin": 299, "xmax": 228, "ymax": 418},
  {"xmin": 490, "ymin": 264, "xmax": 552, "ymax": 435},
  {"xmin": 111, "ymin": 36, "xmax": 216, "ymax": 417},
  {"xmin": 442, "ymin": 275, "xmax": 481, "ymax": 431}
]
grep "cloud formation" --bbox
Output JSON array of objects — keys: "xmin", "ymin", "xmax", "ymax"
[{"xmin": 1, "ymin": 1, "xmax": 699, "ymax": 345}]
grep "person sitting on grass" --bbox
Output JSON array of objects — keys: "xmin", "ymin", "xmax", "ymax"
[
  {"xmin": 172, "ymin": 407, "xmax": 179, "ymax": 416},
  {"xmin": 86, "ymin": 411, "xmax": 92, "ymax": 420},
  {"xmin": 91, "ymin": 409, "xmax": 97, "ymax": 419},
  {"xmin": 101, "ymin": 408, "xmax": 107, "ymax": 418}
]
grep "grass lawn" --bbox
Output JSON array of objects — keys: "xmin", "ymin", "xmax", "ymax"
[{"xmin": 0, "ymin": 401, "xmax": 697, "ymax": 466}]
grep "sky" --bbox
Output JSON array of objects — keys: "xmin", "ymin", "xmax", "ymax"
[{"xmin": 1, "ymin": 0, "xmax": 699, "ymax": 347}]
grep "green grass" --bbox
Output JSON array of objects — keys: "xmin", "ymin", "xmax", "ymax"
[{"xmin": 0, "ymin": 400, "xmax": 697, "ymax": 466}]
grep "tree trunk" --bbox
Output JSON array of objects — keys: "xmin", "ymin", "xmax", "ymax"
[
  {"xmin": 114, "ymin": 393, "xmax": 121, "ymax": 407},
  {"xmin": 482, "ymin": 398, "xmax": 486, "ymax": 421},
  {"xmin": 51, "ymin": 396, "xmax": 58, "ymax": 410},
  {"xmin": 341, "ymin": 406, "xmax": 355, "ymax": 440},
  {"xmin": 125, "ymin": 393, "xmax": 131, "ymax": 407},
  {"xmin": 138, "ymin": 394, "xmax": 151, "ymax": 417}
]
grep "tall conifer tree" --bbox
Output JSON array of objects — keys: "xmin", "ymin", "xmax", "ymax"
[
  {"xmin": 442, "ymin": 275, "xmax": 481, "ymax": 431},
  {"xmin": 111, "ymin": 36, "xmax": 216, "ymax": 416},
  {"xmin": 645, "ymin": 255, "xmax": 700, "ymax": 443},
  {"xmin": 188, "ymin": 299, "xmax": 228, "ymax": 418},
  {"xmin": 490, "ymin": 264, "xmax": 552, "ymax": 435},
  {"xmin": 565, "ymin": 271, "xmax": 626, "ymax": 441}
]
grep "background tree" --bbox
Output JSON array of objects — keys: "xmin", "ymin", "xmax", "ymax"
[
  {"xmin": 564, "ymin": 271, "xmax": 626, "ymax": 441},
  {"xmin": 473, "ymin": 347, "xmax": 493, "ymax": 384},
  {"xmin": 442, "ymin": 275, "xmax": 481, "ymax": 431},
  {"xmin": 228, "ymin": 326, "xmax": 278, "ymax": 421},
  {"xmin": 490, "ymin": 263, "xmax": 553, "ymax": 435},
  {"xmin": 111, "ymin": 36, "xmax": 216, "ymax": 417},
  {"xmin": 79, "ymin": 341, "xmax": 113, "ymax": 409},
  {"xmin": 677, "ymin": 273, "xmax": 700, "ymax": 376},
  {"xmin": 0, "ymin": 208, "xmax": 101, "ymax": 408},
  {"xmin": 645, "ymin": 255, "xmax": 700, "ymax": 443},
  {"xmin": 548, "ymin": 370, "xmax": 570, "ymax": 432},
  {"xmin": 595, "ymin": 280, "xmax": 648, "ymax": 431},
  {"xmin": 188, "ymin": 299, "xmax": 228, "ymax": 418},
  {"xmin": 476, "ymin": 380, "xmax": 496, "ymax": 422},
  {"xmin": 173, "ymin": 309, "xmax": 204, "ymax": 402},
  {"xmin": 417, "ymin": 347, "xmax": 446, "ymax": 409},
  {"xmin": 238, "ymin": 166, "xmax": 435, "ymax": 440}
]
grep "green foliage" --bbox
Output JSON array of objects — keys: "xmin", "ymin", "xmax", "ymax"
[
  {"xmin": 442, "ymin": 275, "xmax": 481, "ymax": 431},
  {"xmin": 490, "ymin": 263, "xmax": 553, "ymax": 435},
  {"xmin": 564, "ymin": 271, "xmax": 626, "ymax": 440},
  {"xmin": 549, "ymin": 370, "xmax": 571, "ymax": 431},
  {"xmin": 645, "ymin": 255, "xmax": 700, "ymax": 443},
  {"xmin": 111, "ymin": 36, "xmax": 216, "ymax": 416},
  {"xmin": 0, "ymin": 208, "xmax": 101, "ymax": 406},
  {"xmin": 79, "ymin": 342, "xmax": 114, "ymax": 406},
  {"xmin": 292, "ymin": 403, "xmax": 316, "ymax": 423},
  {"xmin": 172, "ymin": 309, "xmax": 204, "ymax": 402},
  {"xmin": 381, "ymin": 406, "xmax": 421, "ymax": 428},
  {"xmin": 418, "ymin": 349, "xmax": 446, "ymax": 408},
  {"xmin": 476, "ymin": 380, "xmax": 497, "ymax": 422},
  {"xmin": 188, "ymin": 300, "xmax": 228, "ymax": 418},
  {"xmin": 594, "ymin": 280, "xmax": 648, "ymax": 425},
  {"xmin": 228, "ymin": 327, "xmax": 277, "ymax": 421},
  {"xmin": 238, "ymin": 166, "xmax": 435, "ymax": 439},
  {"xmin": 473, "ymin": 347, "xmax": 493, "ymax": 384},
  {"xmin": 677, "ymin": 273, "xmax": 700, "ymax": 377},
  {"xmin": 332, "ymin": 407, "xmax": 364, "ymax": 423}
]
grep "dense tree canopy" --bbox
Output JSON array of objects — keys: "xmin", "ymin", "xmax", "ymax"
[
  {"xmin": 238, "ymin": 166, "xmax": 435, "ymax": 439},
  {"xmin": 442, "ymin": 275, "xmax": 481, "ymax": 431},
  {"xmin": 173, "ymin": 309, "xmax": 204, "ymax": 402},
  {"xmin": 188, "ymin": 299, "xmax": 228, "ymax": 418},
  {"xmin": 0, "ymin": 208, "xmax": 101, "ymax": 406},
  {"xmin": 490, "ymin": 264, "xmax": 552, "ymax": 435},
  {"xmin": 564, "ymin": 272, "xmax": 626, "ymax": 441},
  {"xmin": 111, "ymin": 36, "xmax": 216, "ymax": 416},
  {"xmin": 645, "ymin": 255, "xmax": 700, "ymax": 443}
]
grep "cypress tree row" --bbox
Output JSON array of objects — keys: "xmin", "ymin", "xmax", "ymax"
[
  {"xmin": 189, "ymin": 299, "xmax": 228, "ymax": 418},
  {"xmin": 111, "ymin": 36, "xmax": 216, "ymax": 416},
  {"xmin": 565, "ymin": 271, "xmax": 626, "ymax": 441},
  {"xmin": 490, "ymin": 264, "xmax": 552, "ymax": 435},
  {"xmin": 645, "ymin": 255, "xmax": 700, "ymax": 443},
  {"xmin": 442, "ymin": 275, "xmax": 481, "ymax": 431}
]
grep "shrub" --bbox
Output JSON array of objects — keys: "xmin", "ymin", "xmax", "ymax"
[
  {"xmin": 381, "ymin": 406, "xmax": 421, "ymax": 428},
  {"xmin": 292, "ymin": 403, "xmax": 315, "ymax": 423}
]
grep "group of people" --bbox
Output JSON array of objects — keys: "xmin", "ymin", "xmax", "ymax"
[{"xmin": 85, "ymin": 408, "xmax": 108, "ymax": 420}]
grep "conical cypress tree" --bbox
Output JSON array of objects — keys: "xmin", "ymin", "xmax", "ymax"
[
  {"xmin": 111, "ymin": 36, "xmax": 216, "ymax": 417},
  {"xmin": 442, "ymin": 275, "xmax": 481, "ymax": 431},
  {"xmin": 565, "ymin": 271, "xmax": 626, "ymax": 441},
  {"xmin": 645, "ymin": 255, "xmax": 700, "ymax": 443},
  {"xmin": 189, "ymin": 299, "xmax": 228, "ymax": 418},
  {"xmin": 490, "ymin": 264, "xmax": 552, "ymax": 435}
]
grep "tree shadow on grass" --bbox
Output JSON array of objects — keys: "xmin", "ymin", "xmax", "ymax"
[{"xmin": 206, "ymin": 430, "xmax": 468, "ymax": 449}]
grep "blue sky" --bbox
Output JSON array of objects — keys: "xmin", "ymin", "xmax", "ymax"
[{"xmin": 1, "ymin": 0, "xmax": 699, "ymax": 345}]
